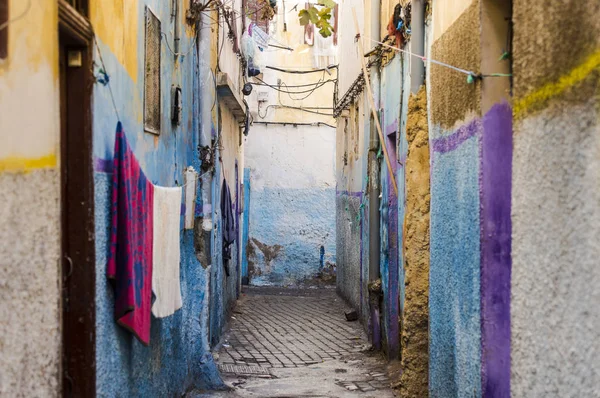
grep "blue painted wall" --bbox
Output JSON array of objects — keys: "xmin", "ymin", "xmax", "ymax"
[
  {"xmin": 248, "ymin": 187, "xmax": 336, "ymax": 285},
  {"xmin": 92, "ymin": 1, "xmax": 236, "ymax": 394},
  {"xmin": 241, "ymin": 168, "xmax": 251, "ymax": 284},
  {"xmin": 429, "ymin": 119, "xmax": 482, "ymax": 397},
  {"xmin": 379, "ymin": 53, "xmax": 403, "ymax": 359}
]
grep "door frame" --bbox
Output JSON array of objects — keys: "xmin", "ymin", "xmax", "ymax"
[{"xmin": 59, "ymin": 1, "xmax": 95, "ymax": 396}]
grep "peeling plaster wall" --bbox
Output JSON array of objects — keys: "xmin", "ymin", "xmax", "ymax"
[
  {"xmin": 245, "ymin": 124, "xmax": 336, "ymax": 285},
  {"xmin": 0, "ymin": 0, "xmax": 61, "ymax": 395},
  {"xmin": 510, "ymin": 1, "xmax": 600, "ymax": 396},
  {"xmin": 91, "ymin": 0, "xmax": 228, "ymax": 394}
]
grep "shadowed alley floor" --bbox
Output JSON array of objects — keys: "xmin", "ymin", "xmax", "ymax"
[{"xmin": 191, "ymin": 287, "xmax": 397, "ymax": 397}]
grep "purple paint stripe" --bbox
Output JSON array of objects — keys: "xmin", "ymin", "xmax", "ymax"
[
  {"xmin": 385, "ymin": 120, "xmax": 399, "ymax": 136},
  {"xmin": 480, "ymin": 102, "xmax": 512, "ymax": 398},
  {"xmin": 336, "ymin": 190, "xmax": 363, "ymax": 198},
  {"xmin": 432, "ymin": 118, "xmax": 481, "ymax": 154},
  {"xmin": 94, "ymin": 157, "xmax": 113, "ymax": 173},
  {"xmin": 386, "ymin": 172, "xmax": 400, "ymax": 359}
]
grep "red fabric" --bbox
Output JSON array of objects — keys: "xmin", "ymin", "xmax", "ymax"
[{"xmin": 107, "ymin": 122, "xmax": 154, "ymax": 345}]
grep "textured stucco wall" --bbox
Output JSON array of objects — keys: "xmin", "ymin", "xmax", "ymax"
[
  {"xmin": 91, "ymin": 0, "xmax": 229, "ymax": 394},
  {"xmin": 0, "ymin": 0, "xmax": 61, "ymax": 395},
  {"xmin": 511, "ymin": 1, "xmax": 600, "ymax": 395},
  {"xmin": 400, "ymin": 86, "xmax": 430, "ymax": 398},
  {"xmin": 0, "ymin": 170, "xmax": 61, "ymax": 396},
  {"xmin": 427, "ymin": 2, "xmax": 484, "ymax": 396},
  {"xmin": 245, "ymin": 124, "xmax": 336, "ymax": 285},
  {"xmin": 429, "ymin": 120, "xmax": 482, "ymax": 398}
]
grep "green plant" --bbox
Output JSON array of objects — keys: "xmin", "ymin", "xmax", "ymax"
[{"xmin": 298, "ymin": 0, "xmax": 337, "ymax": 38}]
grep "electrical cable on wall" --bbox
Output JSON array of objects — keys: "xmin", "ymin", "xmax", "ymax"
[
  {"xmin": 93, "ymin": 36, "xmax": 121, "ymax": 122},
  {"xmin": 162, "ymin": 32, "xmax": 198, "ymax": 57},
  {"xmin": 0, "ymin": 0, "xmax": 32, "ymax": 32}
]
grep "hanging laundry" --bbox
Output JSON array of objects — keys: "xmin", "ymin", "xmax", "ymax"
[
  {"xmin": 221, "ymin": 179, "xmax": 235, "ymax": 276},
  {"xmin": 152, "ymin": 186, "xmax": 183, "ymax": 318},
  {"xmin": 107, "ymin": 122, "xmax": 154, "ymax": 345}
]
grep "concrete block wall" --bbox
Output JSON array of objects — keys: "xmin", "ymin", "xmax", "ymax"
[{"xmin": 245, "ymin": 124, "xmax": 336, "ymax": 286}]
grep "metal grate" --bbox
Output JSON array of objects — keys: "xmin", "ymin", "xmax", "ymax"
[
  {"xmin": 218, "ymin": 364, "xmax": 270, "ymax": 375},
  {"xmin": 144, "ymin": 7, "xmax": 161, "ymax": 134}
]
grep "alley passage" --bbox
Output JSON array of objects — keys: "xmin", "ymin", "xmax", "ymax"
[{"xmin": 196, "ymin": 287, "xmax": 397, "ymax": 397}]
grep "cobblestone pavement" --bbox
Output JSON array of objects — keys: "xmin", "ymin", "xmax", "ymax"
[{"xmin": 191, "ymin": 287, "xmax": 398, "ymax": 397}]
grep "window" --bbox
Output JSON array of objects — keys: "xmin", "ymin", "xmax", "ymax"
[
  {"xmin": 65, "ymin": 0, "xmax": 87, "ymax": 14},
  {"xmin": 0, "ymin": 0, "xmax": 8, "ymax": 60},
  {"xmin": 144, "ymin": 7, "xmax": 161, "ymax": 134}
]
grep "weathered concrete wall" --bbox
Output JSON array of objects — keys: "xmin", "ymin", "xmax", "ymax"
[
  {"xmin": 510, "ymin": 1, "xmax": 600, "ymax": 396},
  {"xmin": 244, "ymin": 1, "xmax": 337, "ymax": 286},
  {"xmin": 91, "ymin": 0, "xmax": 233, "ymax": 394},
  {"xmin": 210, "ymin": 105, "xmax": 242, "ymax": 346},
  {"xmin": 379, "ymin": 53, "xmax": 403, "ymax": 359},
  {"xmin": 400, "ymin": 86, "xmax": 430, "ymax": 398},
  {"xmin": 245, "ymin": 124, "xmax": 336, "ymax": 285},
  {"xmin": 336, "ymin": 94, "xmax": 368, "ymax": 326},
  {"xmin": 0, "ymin": 0, "xmax": 61, "ymax": 395}
]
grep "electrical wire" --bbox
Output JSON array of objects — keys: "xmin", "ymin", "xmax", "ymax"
[
  {"xmin": 162, "ymin": 32, "xmax": 198, "ymax": 56},
  {"xmin": 257, "ymin": 104, "xmax": 334, "ymax": 118},
  {"xmin": 251, "ymin": 79, "xmax": 336, "ymax": 88},
  {"xmin": 0, "ymin": 0, "xmax": 32, "ymax": 32},
  {"xmin": 93, "ymin": 36, "xmax": 121, "ymax": 122},
  {"xmin": 255, "ymin": 75, "xmax": 331, "ymax": 100},
  {"xmin": 252, "ymin": 121, "xmax": 336, "ymax": 128},
  {"xmin": 266, "ymin": 65, "xmax": 338, "ymax": 74}
]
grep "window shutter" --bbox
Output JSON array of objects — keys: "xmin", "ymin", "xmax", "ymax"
[{"xmin": 144, "ymin": 7, "xmax": 161, "ymax": 134}]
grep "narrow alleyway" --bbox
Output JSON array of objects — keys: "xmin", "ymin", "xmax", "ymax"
[{"xmin": 191, "ymin": 287, "xmax": 398, "ymax": 397}]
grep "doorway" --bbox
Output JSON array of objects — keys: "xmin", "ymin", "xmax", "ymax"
[{"xmin": 59, "ymin": 1, "xmax": 95, "ymax": 396}]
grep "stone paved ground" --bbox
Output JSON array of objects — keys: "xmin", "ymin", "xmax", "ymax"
[{"xmin": 190, "ymin": 287, "xmax": 398, "ymax": 397}]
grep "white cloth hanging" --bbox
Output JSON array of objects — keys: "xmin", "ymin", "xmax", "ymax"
[{"xmin": 152, "ymin": 186, "xmax": 183, "ymax": 318}]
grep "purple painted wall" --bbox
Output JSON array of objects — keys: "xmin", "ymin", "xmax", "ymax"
[{"xmin": 480, "ymin": 102, "xmax": 512, "ymax": 397}]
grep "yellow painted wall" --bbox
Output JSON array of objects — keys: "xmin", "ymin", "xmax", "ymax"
[
  {"xmin": 247, "ymin": 0, "xmax": 337, "ymax": 125},
  {"xmin": 89, "ymin": 0, "xmax": 139, "ymax": 82},
  {"xmin": 433, "ymin": 0, "xmax": 473, "ymax": 41},
  {"xmin": 0, "ymin": 0, "xmax": 59, "ymax": 171}
]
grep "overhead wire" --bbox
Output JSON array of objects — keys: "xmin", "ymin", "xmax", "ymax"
[{"xmin": 265, "ymin": 65, "xmax": 338, "ymax": 74}]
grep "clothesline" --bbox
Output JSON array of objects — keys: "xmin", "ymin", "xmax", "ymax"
[{"xmin": 365, "ymin": 37, "xmax": 512, "ymax": 80}]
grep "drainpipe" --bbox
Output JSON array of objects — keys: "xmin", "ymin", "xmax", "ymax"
[
  {"xmin": 196, "ymin": 3, "xmax": 214, "ymax": 268},
  {"xmin": 368, "ymin": 0, "xmax": 382, "ymax": 351},
  {"xmin": 411, "ymin": 0, "xmax": 425, "ymax": 93}
]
